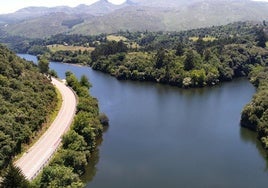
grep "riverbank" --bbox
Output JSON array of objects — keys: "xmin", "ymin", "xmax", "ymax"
[{"xmin": 241, "ymin": 66, "xmax": 268, "ymax": 148}]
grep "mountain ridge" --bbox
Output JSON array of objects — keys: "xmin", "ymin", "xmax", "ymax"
[{"xmin": 0, "ymin": 0, "xmax": 268, "ymax": 38}]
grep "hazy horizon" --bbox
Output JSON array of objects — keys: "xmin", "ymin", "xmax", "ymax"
[
  {"xmin": 1, "ymin": 0, "xmax": 268, "ymax": 15},
  {"xmin": 0, "ymin": 0, "xmax": 126, "ymax": 14}
]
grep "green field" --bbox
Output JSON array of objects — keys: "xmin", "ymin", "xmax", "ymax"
[
  {"xmin": 189, "ymin": 36, "xmax": 217, "ymax": 42},
  {"xmin": 47, "ymin": 44, "xmax": 94, "ymax": 52},
  {"xmin": 107, "ymin": 35, "xmax": 140, "ymax": 49},
  {"xmin": 107, "ymin": 35, "xmax": 128, "ymax": 42}
]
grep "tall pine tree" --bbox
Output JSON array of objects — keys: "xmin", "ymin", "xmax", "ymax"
[{"xmin": 1, "ymin": 164, "xmax": 29, "ymax": 188}]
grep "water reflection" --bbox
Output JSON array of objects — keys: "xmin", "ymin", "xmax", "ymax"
[
  {"xmin": 81, "ymin": 126, "xmax": 109, "ymax": 183},
  {"xmin": 81, "ymin": 138, "xmax": 103, "ymax": 183},
  {"xmin": 240, "ymin": 127, "xmax": 268, "ymax": 171}
]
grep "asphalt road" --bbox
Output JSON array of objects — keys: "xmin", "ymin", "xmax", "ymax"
[{"xmin": 15, "ymin": 78, "xmax": 77, "ymax": 180}]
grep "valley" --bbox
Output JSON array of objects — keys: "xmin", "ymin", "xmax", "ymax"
[
  {"xmin": 0, "ymin": 0, "xmax": 268, "ymax": 187},
  {"xmin": 1, "ymin": 0, "xmax": 268, "ymax": 38}
]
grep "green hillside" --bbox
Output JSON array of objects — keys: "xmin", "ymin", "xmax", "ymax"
[
  {"xmin": 1, "ymin": 0, "xmax": 268, "ymax": 38},
  {"xmin": 72, "ymin": 0, "xmax": 268, "ymax": 35},
  {"xmin": 0, "ymin": 45, "xmax": 57, "ymax": 174},
  {"xmin": 3, "ymin": 12, "xmax": 83, "ymax": 38}
]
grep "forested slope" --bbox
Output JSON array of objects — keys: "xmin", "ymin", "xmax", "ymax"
[{"xmin": 0, "ymin": 45, "xmax": 57, "ymax": 174}]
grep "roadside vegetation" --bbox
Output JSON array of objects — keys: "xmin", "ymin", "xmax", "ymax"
[
  {"xmin": 0, "ymin": 45, "xmax": 57, "ymax": 183},
  {"xmin": 0, "ymin": 50, "xmax": 107, "ymax": 187},
  {"xmin": 32, "ymin": 72, "xmax": 108, "ymax": 187}
]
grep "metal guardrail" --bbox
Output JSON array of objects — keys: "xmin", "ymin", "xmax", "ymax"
[{"xmin": 15, "ymin": 78, "xmax": 78, "ymax": 181}]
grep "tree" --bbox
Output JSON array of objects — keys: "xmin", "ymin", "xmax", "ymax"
[
  {"xmin": 49, "ymin": 69, "xmax": 58, "ymax": 78},
  {"xmin": 117, "ymin": 40, "xmax": 128, "ymax": 53},
  {"xmin": 256, "ymin": 27, "xmax": 267, "ymax": 48},
  {"xmin": 203, "ymin": 49, "xmax": 212, "ymax": 61},
  {"xmin": 54, "ymin": 150, "xmax": 88, "ymax": 175},
  {"xmin": 184, "ymin": 49, "xmax": 195, "ymax": 71},
  {"xmin": 175, "ymin": 42, "xmax": 184, "ymax": 56},
  {"xmin": 65, "ymin": 71, "xmax": 79, "ymax": 90},
  {"xmin": 62, "ymin": 130, "xmax": 87, "ymax": 152},
  {"xmin": 99, "ymin": 113, "xmax": 109, "ymax": 126},
  {"xmin": 195, "ymin": 36, "xmax": 205, "ymax": 55},
  {"xmin": 77, "ymin": 97, "xmax": 99, "ymax": 115},
  {"xmin": 39, "ymin": 165, "xmax": 83, "ymax": 188},
  {"xmin": 80, "ymin": 75, "xmax": 92, "ymax": 89},
  {"xmin": 72, "ymin": 112, "xmax": 92, "ymax": 135},
  {"xmin": 155, "ymin": 48, "xmax": 166, "ymax": 69},
  {"xmin": 1, "ymin": 164, "xmax": 29, "ymax": 188},
  {"xmin": 91, "ymin": 41, "xmax": 128, "ymax": 62},
  {"xmin": 38, "ymin": 57, "xmax": 49, "ymax": 74},
  {"xmin": 190, "ymin": 69, "xmax": 206, "ymax": 86}
]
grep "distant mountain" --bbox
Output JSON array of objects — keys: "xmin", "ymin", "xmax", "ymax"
[
  {"xmin": 0, "ymin": 0, "xmax": 268, "ymax": 38},
  {"xmin": 3, "ymin": 12, "xmax": 88, "ymax": 38},
  {"xmin": 78, "ymin": 0, "xmax": 131, "ymax": 16},
  {"xmin": 0, "ymin": 0, "xmax": 133, "ymax": 24},
  {"xmin": 131, "ymin": 0, "xmax": 203, "ymax": 7},
  {"xmin": 70, "ymin": 0, "xmax": 268, "ymax": 35},
  {"xmin": 0, "ymin": 6, "xmax": 74, "ymax": 24},
  {"xmin": 70, "ymin": 6, "xmax": 167, "ymax": 35}
]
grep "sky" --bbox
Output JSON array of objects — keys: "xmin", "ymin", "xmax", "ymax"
[
  {"xmin": 0, "ymin": 0, "xmax": 126, "ymax": 14},
  {"xmin": 0, "ymin": 0, "xmax": 268, "ymax": 14}
]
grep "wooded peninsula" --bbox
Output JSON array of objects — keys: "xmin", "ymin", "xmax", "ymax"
[{"xmin": 0, "ymin": 21, "xmax": 267, "ymax": 187}]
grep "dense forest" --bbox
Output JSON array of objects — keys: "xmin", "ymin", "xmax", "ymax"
[{"xmin": 0, "ymin": 45, "xmax": 57, "ymax": 175}]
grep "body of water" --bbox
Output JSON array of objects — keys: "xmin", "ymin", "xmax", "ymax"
[{"xmin": 18, "ymin": 54, "xmax": 268, "ymax": 188}]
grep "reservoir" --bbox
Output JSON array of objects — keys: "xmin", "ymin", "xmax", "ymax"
[{"xmin": 19, "ymin": 54, "xmax": 268, "ymax": 187}]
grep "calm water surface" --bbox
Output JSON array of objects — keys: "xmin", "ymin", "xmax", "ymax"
[{"xmin": 19, "ymin": 54, "xmax": 268, "ymax": 188}]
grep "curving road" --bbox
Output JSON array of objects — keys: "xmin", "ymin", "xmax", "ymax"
[{"xmin": 15, "ymin": 78, "xmax": 77, "ymax": 180}]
